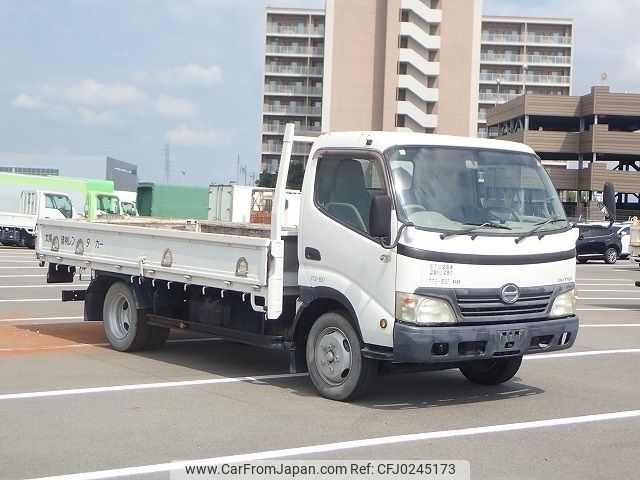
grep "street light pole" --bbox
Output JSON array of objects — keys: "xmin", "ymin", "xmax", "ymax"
[
  {"xmin": 495, "ymin": 77, "xmax": 502, "ymax": 106},
  {"xmin": 521, "ymin": 63, "xmax": 528, "ymax": 95}
]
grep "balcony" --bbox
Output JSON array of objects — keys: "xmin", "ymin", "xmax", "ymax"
[
  {"xmin": 481, "ymin": 33, "xmax": 525, "ymax": 43},
  {"xmin": 478, "ymin": 92, "xmax": 520, "ymax": 103},
  {"xmin": 526, "ymin": 74, "xmax": 571, "ymax": 85},
  {"xmin": 526, "ymin": 54, "xmax": 571, "ymax": 65},
  {"xmin": 265, "ymin": 45, "xmax": 324, "ymax": 57},
  {"xmin": 264, "ymin": 65, "xmax": 324, "ymax": 76},
  {"xmin": 480, "ymin": 53, "xmax": 522, "ymax": 63},
  {"xmin": 481, "ymin": 53, "xmax": 571, "ymax": 65},
  {"xmin": 263, "ymin": 84, "xmax": 323, "ymax": 96},
  {"xmin": 479, "ymin": 72, "xmax": 522, "ymax": 83},
  {"xmin": 526, "ymin": 34, "xmax": 572, "ymax": 45},
  {"xmin": 266, "ymin": 24, "xmax": 325, "ymax": 36},
  {"xmin": 479, "ymin": 73, "xmax": 570, "ymax": 85},
  {"xmin": 262, "ymin": 124, "xmax": 321, "ymax": 135},
  {"xmin": 263, "ymin": 104, "xmax": 322, "ymax": 116},
  {"xmin": 262, "ymin": 143, "xmax": 312, "ymax": 155}
]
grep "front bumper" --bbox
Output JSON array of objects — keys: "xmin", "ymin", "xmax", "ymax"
[{"xmin": 393, "ymin": 316, "xmax": 578, "ymax": 363}]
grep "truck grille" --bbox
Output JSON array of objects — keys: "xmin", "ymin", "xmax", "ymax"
[{"xmin": 455, "ymin": 288, "xmax": 553, "ymax": 319}]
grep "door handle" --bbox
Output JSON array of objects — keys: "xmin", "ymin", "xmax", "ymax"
[{"xmin": 305, "ymin": 247, "xmax": 321, "ymax": 261}]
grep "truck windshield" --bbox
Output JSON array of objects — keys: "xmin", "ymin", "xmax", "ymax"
[
  {"xmin": 96, "ymin": 195, "xmax": 121, "ymax": 215},
  {"xmin": 386, "ymin": 146, "xmax": 567, "ymax": 235}
]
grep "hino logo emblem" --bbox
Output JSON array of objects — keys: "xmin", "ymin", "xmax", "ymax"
[{"xmin": 500, "ymin": 283, "xmax": 520, "ymax": 304}]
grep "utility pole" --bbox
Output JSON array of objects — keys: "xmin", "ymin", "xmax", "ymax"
[
  {"xmin": 236, "ymin": 154, "xmax": 247, "ymax": 185},
  {"xmin": 163, "ymin": 142, "xmax": 171, "ymax": 183}
]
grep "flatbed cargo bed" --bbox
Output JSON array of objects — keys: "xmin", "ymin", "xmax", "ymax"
[{"xmin": 37, "ymin": 218, "xmax": 299, "ymax": 318}]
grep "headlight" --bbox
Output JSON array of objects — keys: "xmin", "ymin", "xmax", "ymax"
[
  {"xmin": 396, "ymin": 292, "xmax": 456, "ymax": 325},
  {"xmin": 549, "ymin": 289, "xmax": 576, "ymax": 318}
]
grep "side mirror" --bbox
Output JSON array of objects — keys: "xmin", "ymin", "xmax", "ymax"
[
  {"xmin": 369, "ymin": 195, "xmax": 392, "ymax": 239},
  {"xmin": 599, "ymin": 182, "xmax": 616, "ymax": 226}
]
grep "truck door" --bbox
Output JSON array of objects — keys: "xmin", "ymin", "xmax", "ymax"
[{"xmin": 299, "ymin": 150, "xmax": 397, "ymax": 348}]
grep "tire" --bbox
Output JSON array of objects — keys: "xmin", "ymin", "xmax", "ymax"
[
  {"xmin": 603, "ymin": 247, "xmax": 618, "ymax": 264},
  {"xmin": 306, "ymin": 311, "xmax": 377, "ymax": 401},
  {"xmin": 102, "ymin": 282, "xmax": 148, "ymax": 352},
  {"xmin": 144, "ymin": 325, "xmax": 170, "ymax": 350},
  {"xmin": 459, "ymin": 356, "xmax": 522, "ymax": 385},
  {"xmin": 577, "ymin": 257, "xmax": 588, "ymax": 264}
]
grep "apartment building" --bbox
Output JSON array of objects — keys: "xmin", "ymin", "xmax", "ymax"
[
  {"xmin": 261, "ymin": 0, "xmax": 482, "ymax": 173},
  {"xmin": 261, "ymin": 8, "xmax": 325, "ymax": 173},
  {"xmin": 478, "ymin": 16, "xmax": 573, "ymax": 137}
]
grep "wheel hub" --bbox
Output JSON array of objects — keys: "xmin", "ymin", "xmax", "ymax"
[{"xmin": 315, "ymin": 328, "xmax": 352, "ymax": 386}]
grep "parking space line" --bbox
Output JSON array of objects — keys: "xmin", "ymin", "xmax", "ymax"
[
  {"xmin": 578, "ymin": 289, "xmax": 637, "ymax": 292},
  {"xmin": 575, "ymin": 297, "xmax": 640, "ymax": 300},
  {"xmin": 0, "ymin": 337, "xmax": 222, "ymax": 353},
  {"xmin": 0, "ymin": 373, "xmax": 309, "ymax": 401},
  {"xmin": 0, "ymin": 285, "xmax": 85, "ymax": 288},
  {"xmin": 2, "ymin": 348, "xmax": 639, "ymax": 402},
  {"xmin": 0, "ymin": 298, "xmax": 60, "ymax": 302},
  {"xmin": 524, "ymin": 348, "xmax": 640, "ymax": 360},
  {"xmin": 0, "ymin": 316, "xmax": 83, "ymax": 322},
  {"xmin": 0, "ymin": 267, "xmax": 44, "ymax": 270},
  {"xmin": 580, "ymin": 323, "xmax": 640, "ymax": 327},
  {"xmin": 23, "ymin": 409, "xmax": 640, "ymax": 480},
  {"xmin": 0, "ymin": 274, "xmax": 47, "ymax": 278},
  {"xmin": 577, "ymin": 308, "xmax": 636, "ymax": 311}
]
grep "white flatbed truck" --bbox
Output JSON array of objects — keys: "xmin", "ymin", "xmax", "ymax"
[{"xmin": 37, "ymin": 124, "xmax": 612, "ymax": 401}]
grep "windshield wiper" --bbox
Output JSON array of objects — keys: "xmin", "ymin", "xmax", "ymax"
[
  {"xmin": 515, "ymin": 217, "xmax": 567, "ymax": 244},
  {"xmin": 440, "ymin": 221, "xmax": 512, "ymax": 240}
]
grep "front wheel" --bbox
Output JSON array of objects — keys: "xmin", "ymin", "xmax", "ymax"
[
  {"xmin": 604, "ymin": 247, "xmax": 618, "ymax": 264},
  {"xmin": 306, "ymin": 312, "xmax": 377, "ymax": 401},
  {"xmin": 459, "ymin": 356, "xmax": 522, "ymax": 385}
]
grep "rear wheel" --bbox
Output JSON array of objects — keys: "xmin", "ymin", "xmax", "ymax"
[
  {"xmin": 103, "ymin": 282, "xmax": 148, "ymax": 351},
  {"xmin": 604, "ymin": 247, "xmax": 618, "ymax": 264},
  {"xmin": 577, "ymin": 257, "xmax": 588, "ymax": 264},
  {"xmin": 459, "ymin": 356, "xmax": 522, "ymax": 385},
  {"xmin": 306, "ymin": 311, "xmax": 377, "ymax": 401}
]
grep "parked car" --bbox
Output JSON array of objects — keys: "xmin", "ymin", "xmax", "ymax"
[
  {"xmin": 612, "ymin": 224, "xmax": 630, "ymax": 258},
  {"xmin": 576, "ymin": 223, "xmax": 623, "ymax": 264}
]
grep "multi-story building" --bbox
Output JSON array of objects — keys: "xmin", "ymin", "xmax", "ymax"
[
  {"xmin": 478, "ymin": 16, "xmax": 573, "ymax": 137},
  {"xmin": 260, "ymin": 0, "xmax": 482, "ymax": 173},
  {"xmin": 486, "ymin": 86, "xmax": 640, "ymax": 218},
  {"xmin": 0, "ymin": 153, "xmax": 138, "ymax": 191},
  {"xmin": 261, "ymin": 8, "xmax": 325, "ymax": 173}
]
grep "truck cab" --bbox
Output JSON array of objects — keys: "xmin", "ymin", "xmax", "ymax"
[
  {"xmin": 0, "ymin": 190, "xmax": 76, "ymax": 247},
  {"xmin": 295, "ymin": 131, "xmax": 582, "ymax": 398}
]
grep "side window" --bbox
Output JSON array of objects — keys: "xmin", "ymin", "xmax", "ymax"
[
  {"xmin": 314, "ymin": 154, "xmax": 386, "ymax": 234},
  {"xmin": 45, "ymin": 194, "xmax": 73, "ymax": 218}
]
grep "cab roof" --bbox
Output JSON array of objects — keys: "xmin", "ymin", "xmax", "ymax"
[{"xmin": 307, "ymin": 130, "xmax": 536, "ymax": 156}]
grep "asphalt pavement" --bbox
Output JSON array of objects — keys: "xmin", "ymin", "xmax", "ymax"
[{"xmin": 0, "ymin": 245, "xmax": 638, "ymax": 480}]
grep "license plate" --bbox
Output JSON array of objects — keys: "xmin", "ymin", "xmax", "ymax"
[{"xmin": 498, "ymin": 329, "xmax": 524, "ymax": 349}]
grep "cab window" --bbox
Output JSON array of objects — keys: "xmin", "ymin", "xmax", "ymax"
[{"xmin": 314, "ymin": 154, "xmax": 386, "ymax": 234}]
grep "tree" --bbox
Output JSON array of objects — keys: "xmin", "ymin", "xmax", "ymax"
[
  {"xmin": 256, "ymin": 163, "xmax": 305, "ymax": 190},
  {"xmin": 255, "ymin": 170, "xmax": 277, "ymax": 188}
]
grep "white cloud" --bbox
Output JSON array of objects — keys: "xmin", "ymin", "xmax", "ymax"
[
  {"xmin": 135, "ymin": 63, "xmax": 223, "ymax": 89},
  {"xmin": 155, "ymin": 95, "xmax": 200, "ymax": 118},
  {"xmin": 12, "ymin": 78, "xmax": 201, "ymax": 126},
  {"xmin": 165, "ymin": 124, "xmax": 232, "ymax": 147},
  {"xmin": 12, "ymin": 93, "xmax": 45, "ymax": 110}
]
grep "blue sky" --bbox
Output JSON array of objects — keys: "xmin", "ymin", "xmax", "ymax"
[{"xmin": 1, "ymin": 0, "xmax": 638, "ymax": 186}]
